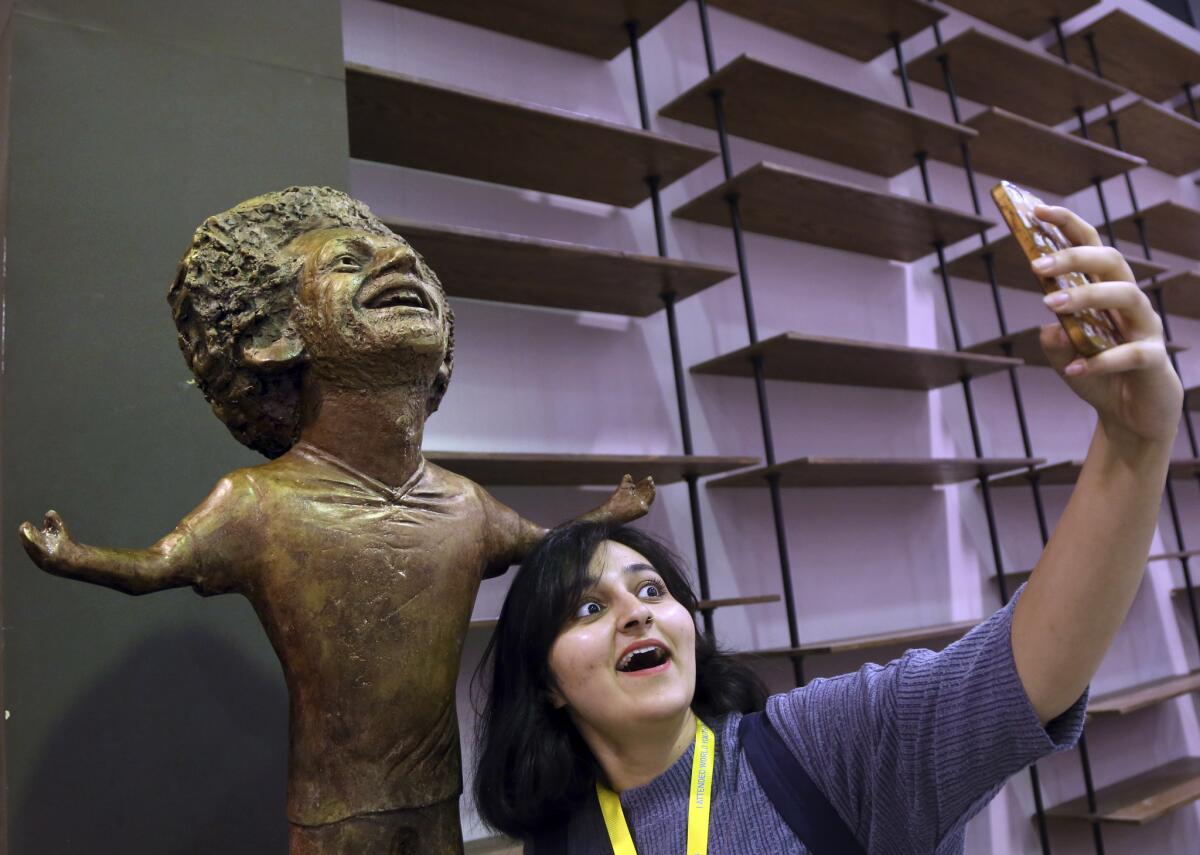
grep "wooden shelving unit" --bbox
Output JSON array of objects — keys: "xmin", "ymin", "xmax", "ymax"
[
  {"xmin": 991, "ymin": 459, "xmax": 1200, "ymax": 487},
  {"xmin": 378, "ymin": 0, "xmax": 686, "ymax": 59},
  {"xmin": 1090, "ymin": 671, "xmax": 1200, "ymax": 717},
  {"xmin": 1080, "ymin": 99, "xmax": 1200, "ymax": 177},
  {"xmin": 345, "ymin": 64, "xmax": 716, "ymax": 207},
  {"xmin": 706, "ymin": 0, "xmax": 944, "ymax": 61},
  {"xmin": 965, "ymin": 106, "xmax": 1144, "ymax": 196},
  {"xmin": 708, "ymin": 457, "xmax": 1041, "ymax": 489},
  {"xmin": 938, "ymin": 0, "xmax": 1099, "ymax": 40},
  {"xmin": 1045, "ymin": 757, "xmax": 1200, "ymax": 825},
  {"xmin": 968, "ymin": 325, "xmax": 1186, "ymax": 369},
  {"xmin": 942, "ymin": 233, "xmax": 1169, "ymax": 290},
  {"xmin": 386, "ymin": 218, "xmax": 733, "ymax": 316},
  {"xmin": 659, "ymin": 55, "xmax": 972, "ymax": 177},
  {"xmin": 734, "ymin": 619, "xmax": 979, "ymax": 660},
  {"xmin": 904, "ymin": 29, "xmax": 1123, "ymax": 126},
  {"xmin": 673, "ymin": 163, "xmax": 991, "ymax": 262},
  {"xmin": 1148, "ymin": 271, "xmax": 1200, "ymax": 320},
  {"xmin": 1060, "ymin": 9, "xmax": 1200, "ymax": 102},
  {"xmin": 426, "ymin": 451, "xmax": 758, "ymax": 487},
  {"xmin": 1112, "ymin": 201, "xmax": 1200, "ymax": 261},
  {"xmin": 691, "ymin": 332, "xmax": 1020, "ymax": 390}
]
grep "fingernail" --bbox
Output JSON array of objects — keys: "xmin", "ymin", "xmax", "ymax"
[
  {"xmin": 1044, "ymin": 292, "xmax": 1069, "ymax": 308},
  {"xmin": 1064, "ymin": 360, "xmax": 1085, "ymax": 376},
  {"xmin": 1032, "ymin": 256, "xmax": 1054, "ymax": 272}
]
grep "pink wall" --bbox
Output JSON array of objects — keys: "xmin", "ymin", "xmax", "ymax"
[{"xmin": 341, "ymin": 0, "xmax": 1200, "ymax": 849}]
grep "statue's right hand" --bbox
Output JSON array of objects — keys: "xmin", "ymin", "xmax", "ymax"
[{"xmin": 19, "ymin": 511, "xmax": 80, "ymax": 573}]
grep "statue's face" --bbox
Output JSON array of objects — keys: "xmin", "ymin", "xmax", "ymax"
[{"xmin": 288, "ymin": 227, "xmax": 449, "ymax": 386}]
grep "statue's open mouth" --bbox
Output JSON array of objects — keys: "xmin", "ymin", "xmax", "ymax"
[{"xmin": 358, "ymin": 276, "xmax": 434, "ymax": 313}]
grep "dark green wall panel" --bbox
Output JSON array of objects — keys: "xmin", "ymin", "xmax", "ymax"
[{"xmin": 2, "ymin": 2, "xmax": 347, "ymax": 852}]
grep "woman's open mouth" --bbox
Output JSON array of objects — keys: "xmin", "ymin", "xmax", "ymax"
[{"xmin": 616, "ymin": 643, "xmax": 672, "ymax": 675}]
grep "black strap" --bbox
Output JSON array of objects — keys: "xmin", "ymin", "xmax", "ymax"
[{"xmin": 739, "ymin": 711, "xmax": 867, "ymax": 855}]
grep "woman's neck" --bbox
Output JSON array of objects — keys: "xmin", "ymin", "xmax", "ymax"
[{"xmin": 579, "ymin": 708, "xmax": 698, "ymax": 793}]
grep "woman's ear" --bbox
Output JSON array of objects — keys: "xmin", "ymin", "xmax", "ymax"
[{"xmin": 547, "ymin": 687, "xmax": 567, "ymax": 710}]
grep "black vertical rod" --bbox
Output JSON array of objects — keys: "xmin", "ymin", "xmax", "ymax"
[
  {"xmin": 627, "ymin": 20, "xmax": 715, "ymax": 634},
  {"xmin": 926, "ymin": 19, "xmax": 1080, "ymax": 854},
  {"xmin": 1077, "ymin": 29, "xmax": 1200, "ymax": 652},
  {"xmin": 694, "ymin": 0, "xmax": 802, "ymax": 685}
]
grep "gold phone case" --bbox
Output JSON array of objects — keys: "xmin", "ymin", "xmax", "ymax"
[{"xmin": 990, "ymin": 181, "xmax": 1124, "ymax": 357}]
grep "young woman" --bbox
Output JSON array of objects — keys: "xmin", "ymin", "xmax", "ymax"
[{"xmin": 473, "ymin": 205, "xmax": 1184, "ymax": 854}]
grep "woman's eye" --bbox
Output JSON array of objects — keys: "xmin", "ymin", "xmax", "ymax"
[
  {"xmin": 574, "ymin": 601, "xmax": 602, "ymax": 619},
  {"xmin": 638, "ymin": 581, "xmax": 663, "ymax": 599}
]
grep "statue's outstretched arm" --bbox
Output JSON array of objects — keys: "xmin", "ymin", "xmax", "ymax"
[
  {"xmin": 499, "ymin": 475, "xmax": 657, "ymax": 570},
  {"xmin": 19, "ymin": 475, "xmax": 248, "ymax": 596},
  {"xmin": 20, "ymin": 510, "xmax": 201, "ymax": 595}
]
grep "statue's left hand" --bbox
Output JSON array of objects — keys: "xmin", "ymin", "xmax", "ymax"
[{"xmin": 597, "ymin": 474, "xmax": 656, "ymax": 523}]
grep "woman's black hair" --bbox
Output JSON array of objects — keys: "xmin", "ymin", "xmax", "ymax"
[{"xmin": 473, "ymin": 521, "xmax": 768, "ymax": 839}]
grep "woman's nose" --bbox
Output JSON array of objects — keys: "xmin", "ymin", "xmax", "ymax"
[{"xmin": 618, "ymin": 598, "xmax": 653, "ymax": 630}]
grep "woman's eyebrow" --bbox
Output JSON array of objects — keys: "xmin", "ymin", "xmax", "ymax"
[{"xmin": 623, "ymin": 562, "xmax": 656, "ymax": 575}]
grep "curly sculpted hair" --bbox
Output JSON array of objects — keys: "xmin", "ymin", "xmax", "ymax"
[{"xmin": 168, "ymin": 186, "xmax": 454, "ymax": 459}]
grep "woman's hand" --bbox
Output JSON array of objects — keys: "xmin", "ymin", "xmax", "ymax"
[{"xmin": 1032, "ymin": 204, "xmax": 1183, "ymax": 450}]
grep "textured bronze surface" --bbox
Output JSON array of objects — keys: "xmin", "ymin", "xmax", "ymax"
[{"xmin": 19, "ymin": 187, "xmax": 655, "ymax": 853}]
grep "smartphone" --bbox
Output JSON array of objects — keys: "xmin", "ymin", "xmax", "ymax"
[{"xmin": 990, "ymin": 180, "xmax": 1124, "ymax": 357}]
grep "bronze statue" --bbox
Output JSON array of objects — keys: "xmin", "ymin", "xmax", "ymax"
[{"xmin": 19, "ymin": 187, "xmax": 655, "ymax": 854}]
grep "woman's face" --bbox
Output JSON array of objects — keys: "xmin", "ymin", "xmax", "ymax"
[{"xmin": 547, "ymin": 540, "xmax": 697, "ymax": 734}]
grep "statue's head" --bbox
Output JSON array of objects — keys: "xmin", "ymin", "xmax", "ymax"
[{"xmin": 169, "ymin": 186, "xmax": 454, "ymax": 458}]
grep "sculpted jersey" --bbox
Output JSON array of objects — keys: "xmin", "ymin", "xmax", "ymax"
[{"xmin": 179, "ymin": 442, "xmax": 528, "ymax": 826}]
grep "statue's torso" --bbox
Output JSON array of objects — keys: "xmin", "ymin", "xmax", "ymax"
[{"xmin": 200, "ymin": 445, "xmax": 514, "ymax": 825}]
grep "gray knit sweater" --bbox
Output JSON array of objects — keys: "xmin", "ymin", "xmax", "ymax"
[{"xmin": 550, "ymin": 587, "xmax": 1087, "ymax": 854}]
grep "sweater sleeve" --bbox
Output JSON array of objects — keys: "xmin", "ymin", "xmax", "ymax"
[{"xmin": 766, "ymin": 585, "xmax": 1086, "ymax": 854}]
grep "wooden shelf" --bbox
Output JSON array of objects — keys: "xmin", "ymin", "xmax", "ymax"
[
  {"xmin": 735, "ymin": 619, "xmax": 979, "ymax": 659},
  {"xmin": 938, "ymin": 0, "xmax": 1099, "ymax": 40},
  {"xmin": 692, "ymin": 332, "xmax": 1021, "ymax": 390},
  {"xmin": 345, "ymin": 64, "xmax": 716, "ymax": 207},
  {"xmin": 904, "ymin": 29, "xmax": 1123, "ymax": 126},
  {"xmin": 472, "ymin": 593, "xmax": 781, "ymax": 630},
  {"xmin": 1112, "ymin": 201, "xmax": 1200, "ymax": 262},
  {"xmin": 378, "ymin": 1, "xmax": 685, "ymax": 60},
  {"xmin": 991, "ymin": 458, "xmax": 1200, "ymax": 487},
  {"xmin": 1172, "ymin": 584, "xmax": 1200, "ymax": 603},
  {"xmin": 1090, "ymin": 671, "xmax": 1200, "ymax": 717},
  {"xmin": 1080, "ymin": 99, "xmax": 1200, "ymax": 177},
  {"xmin": 426, "ymin": 452, "xmax": 758, "ymax": 486},
  {"xmin": 1147, "ymin": 271, "xmax": 1200, "ymax": 321},
  {"xmin": 659, "ymin": 55, "xmax": 972, "ymax": 177},
  {"xmin": 1061, "ymin": 9, "xmax": 1200, "ymax": 103},
  {"xmin": 967, "ymin": 325, "xmax": 1186, "ymax": 369},
  {"xmin": 995, "ymin": 548, "xmax": 1198, "ymax": 591},
  {"xmin": 696, "ymin": 594, "xmax": 781, "ymax": 610},
  {"xmin": 965, "ymin": 106, "xmax": 1143, "ymax": 196},
  {"xmin": 385, "ymin": 219, "xmax": 732, "ymax": 316},
  {"xmin": 673, "ymin": 163, "xmax": 991, "ymax": 262},
  {"xmin": 1152, "ymin": 548, "xmax": 1200, "ymax": 563},
  {"xmin": 706, "ymin": 0, "xmax": 944, "ymax": 61},
  {"xmin": 707, "ymin": 457, "xmax": 1042, "ymax": 488},
  {"xmin": 1046, "ymin": 757, "xmax": 1200, "ymax": 825},
  {"xmin": 942, "ymin": 233, "xmax": 1170, "ymax": 291}
]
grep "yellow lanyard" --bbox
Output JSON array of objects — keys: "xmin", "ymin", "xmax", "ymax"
[{"xmin": 596, "ymin": 718, "xmax": 715, "ymax": 855}]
